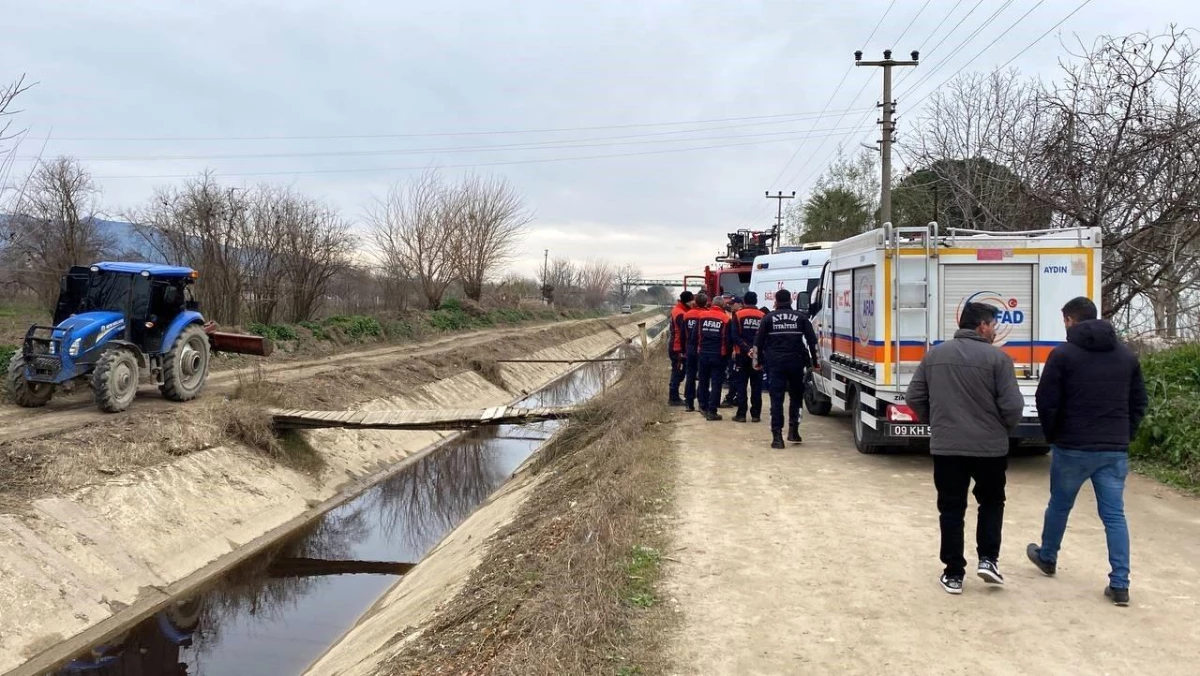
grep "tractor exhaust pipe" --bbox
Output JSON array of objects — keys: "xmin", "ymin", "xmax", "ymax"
[{"xmin": 204, "ymin": 323, "xmax": 274, "ymax": 357}]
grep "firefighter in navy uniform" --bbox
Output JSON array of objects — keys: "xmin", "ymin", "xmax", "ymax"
[
  {"xmin": 667, "ymin": 290, "xmax": 694, "ymax": 406},
  {"xmin": 753, "ymin": 288, "xmax": 820, "ymax": 448},
  {"xmin": 729, "ymin": 291, "xmax": 765, "ymax": 423},
  {"xmin": 682, "ymin": 293, "xmax": 709, "ymax": 412},
  {"xmin": 695, "ymin": 296, "xmax": 731, "ymax": 421}
]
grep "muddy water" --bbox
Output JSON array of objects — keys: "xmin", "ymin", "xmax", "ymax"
[{"xmin": 49, "ymin": 349, "xmax": 631, "ymax": 676}]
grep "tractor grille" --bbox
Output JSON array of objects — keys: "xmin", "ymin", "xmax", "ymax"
[{"xmin": 29, "ymin": 355, "xmax": 62, "ymax": 378}]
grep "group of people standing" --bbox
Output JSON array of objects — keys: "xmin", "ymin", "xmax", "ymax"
[{"xmin": 667, "ymin": 287, "xmax": 821, "ymax": 449}]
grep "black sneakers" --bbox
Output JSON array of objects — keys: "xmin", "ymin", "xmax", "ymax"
[
  {"xmin": 787, "ymin": 425, "xmax": 801, "ymax": 443},
  {"xmin": 770, "ymin": 431, "xmax": 785, "ymax": 449},
  {"xmin": 751, "ymin": 416, "xmax": 761, "ymax": 423},
  {"xmin": 1026, "ymin": 544, "xmax": 1057, "ymax": 576},
  {"xmin": 731, "ymin": 415, "xmax": 747, "ymax": 423},
  {"xmin": 684, "ymin": 405, "xmax": 695, "ymax": 412},
  {"xmin": 669, "ymin": 400, "xmax": 684, "ymax": 407},
  {"xmin": 705, "ymin": 411, "xmax": 723, "ymax": 421},
  {"xmin": 977, "ymin": 558, "xmax": 1005, "ymax": 585},
  {"xmin": 940, "ymin": 573, "xmax": 964, "ymax": 595},
  {"xmin": 1105, "ymin": 586, "xmax": 1130, "ymax": 607}
]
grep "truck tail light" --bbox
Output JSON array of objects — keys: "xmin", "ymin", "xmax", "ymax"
[{"xmin": 888, "ymin": 404, "xmax": 918, "ymax": 422}]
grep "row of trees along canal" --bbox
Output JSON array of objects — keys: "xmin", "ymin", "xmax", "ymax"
[
  {"xmin": 0, "ymin": 92, "xmax": 646, "ymax": 325},
  {"xmin": 787, "ymin": 27, "xmax": 1200, "ymax": 341}
]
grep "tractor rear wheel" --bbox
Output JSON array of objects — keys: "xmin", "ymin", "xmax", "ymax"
[
  {"xmin": 6, "ymin": 355, "xmax": 55, "ymax": 407},
  {"xmin": 93, "ymin": 348, "xmax": 140, "ymax": 413},
  {"xmin": 160, "ymin": 324, "xmax": 210, "ymax": 402}
]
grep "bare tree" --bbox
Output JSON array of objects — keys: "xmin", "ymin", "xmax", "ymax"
[
  {"xmin": 613, "ymin": 263, "xmax": 641, "ymax": 306},
  {"xmin": 367, "ymin": 169, "xmax": 458, "ymax": 310},
  {"xmin": 449, "ymin": 173, "xmax": 532, "ymax": 302},
  {"xmin": 130, "ymin": 172, "xmax": 258, "ymax": 325},
  {"xmin": 0, "ymin": 75, "xmax": 34, "ymax": 211},
  {"xmin": 275, "ymin": 193, "xmax": 355, "ymax": 322},
  {"xmin": 577, "ymin": 258, "xmax": 616, "ymax": 310},
  {"xmin": 5, "ymin": 157, "xmax": 112, "ymax": 308},
  {"xmin": 542, "ymin": 256, "xmax": 577, "ymax": 307},
  {"xmin": 495, "ymin": 273, "xmax": 540, "ymax": 307}
]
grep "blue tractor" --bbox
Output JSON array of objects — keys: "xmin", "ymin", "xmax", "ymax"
[{"xmin": 8, "ymin": 262, "xmax": 271, "ymax": 413}]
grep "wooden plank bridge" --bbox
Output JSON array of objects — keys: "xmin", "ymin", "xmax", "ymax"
[{"xmin": 271, "ymin": 405, "xmax": 576, "ymax": 430}]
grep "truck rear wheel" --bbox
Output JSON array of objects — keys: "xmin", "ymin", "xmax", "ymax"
[
  {"xmin": 7, "ymin": 355, "xmax": 55, "ymax": 407},
  {"xmin": 161, "ymin": 324, "xmax": 210, "ymax": 402},
  {"xmin": 94, "ymin": 348, "xmax": 140, "ymax": 413},
  {"xmin": 803, "ymin": 370, "xmax": 832, "ymax": 416},
  {"xmin": 851, "ymin": 389, "xmax": 884, "ymax": 454}
]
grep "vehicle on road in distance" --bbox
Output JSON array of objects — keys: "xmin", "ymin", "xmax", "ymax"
[
  {"xmin": 804, "ymin": 222, "xmax": 1102, "ymax": 454},
  {"xmin": 8, "ymin": 262, "xmax": 273, "ymax": 414},
  {"xmin": 621, "ymin": 304, "xmax": 632, "ymax": 314},
  {"xmin": 747, "ymin": 242, "xmax": 834, "ymax": 313}
]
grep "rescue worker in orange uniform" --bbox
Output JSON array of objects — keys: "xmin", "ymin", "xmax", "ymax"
[
  {"xmin": 729, "ymin": 291, "xmax": 765, "ymax": 423},
  {"xmin": 695, "ymin": 295, "xmax": 731, "ymax": 420},
  {"xmin": 667, "ymin": 290, "xmax": 694, "ymax": 406},
  {"xmin": 682, "ymin": 293, "xmax": 710, "ymax": 412}
]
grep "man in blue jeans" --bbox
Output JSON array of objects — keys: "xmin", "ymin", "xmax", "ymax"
[{"xmin": 1027, "ymin": 296, "xmax": 1148, "ymax": 606}]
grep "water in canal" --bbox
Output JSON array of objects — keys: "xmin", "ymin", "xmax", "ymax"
[{"xmin": 52, "ymin": 343, "xmax": 640, "ymax": 676}]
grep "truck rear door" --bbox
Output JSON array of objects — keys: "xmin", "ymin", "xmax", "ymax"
[{"xmin": 940, "ymin": 263, "xmax": 1035, "ymax": 374}]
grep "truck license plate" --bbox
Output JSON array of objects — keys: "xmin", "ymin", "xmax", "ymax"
[{"xmin": 889, "ymin": 424, "xmax": 930, "ymax": 437}]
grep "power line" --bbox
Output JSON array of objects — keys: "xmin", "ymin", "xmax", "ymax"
[
  {"xmin": 898, "ymin": 0, "xmax": 1019, "ymax": 97},
  {"xmin": 92, "ymin": 127, "xmax": 870, "ymax": 180},
  {"xmin": 996, "ymin": 0, "xmax": 1095, "ymax": 71},
  {"xmin": 47, "ymin": 107, "xmax": 874, "ymax": 143},
  {"xmin": 892, "ymin": 0, "xmax": 933, "ymax": 47},
  {"xmin": 895, "ymin": 0, "xmax": 987, "ymax": 89},
  {"xmin": 18, "ymin": 120, "xmax": 873, "ymax": 164}
]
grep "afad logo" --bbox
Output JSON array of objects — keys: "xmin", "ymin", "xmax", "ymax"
[{"xmin": 958, "ymin": 291, "xmax": 1024, "ymax": 345}]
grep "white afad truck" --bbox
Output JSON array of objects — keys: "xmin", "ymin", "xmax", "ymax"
[{"xmin": 804, "ymin": 223, "xmax": 1103, "ymax": 454}]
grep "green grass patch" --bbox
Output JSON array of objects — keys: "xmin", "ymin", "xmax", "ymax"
[
  {"xmin": 622, "ymin": 544, "xmax": 663, "ymax": 609},
  {"xmin": 0, "ymin": 344, "xmax": 15, "ymax": 375},
  {"xmin": 248, "ymin": 323, "xmax": 299, "ymax": 342}
]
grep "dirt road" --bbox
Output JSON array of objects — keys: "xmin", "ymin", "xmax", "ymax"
[
  {"xmin": 0, "ymin": 317, "xmax": 611, "ymax": 445},
  {"xmin": 664, "ymin": 411, "xmax": 1200, "ymax": 676}
]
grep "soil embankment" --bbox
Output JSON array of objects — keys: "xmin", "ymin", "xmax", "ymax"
[{"xmin": 0, "ymin": 311, "xmax": 662, "ymax": 676}]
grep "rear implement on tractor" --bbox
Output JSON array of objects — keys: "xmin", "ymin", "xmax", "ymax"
[{"xmin": 7, "ymin": 262, "xmax": 273, "ymax": 413}]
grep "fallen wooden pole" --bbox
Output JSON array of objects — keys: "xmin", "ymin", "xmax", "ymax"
[
  {"xmin": 493, "ymin": 357, "xmax": 628, "ymax": 363},
  {"xmin": 272, "ymin": 405, "xmax": 577, "ymax": 431}
]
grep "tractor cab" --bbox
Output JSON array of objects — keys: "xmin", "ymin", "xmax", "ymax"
[{"xmin": 9, "ymin": 262, "xmax": 270, "ymax": 413}]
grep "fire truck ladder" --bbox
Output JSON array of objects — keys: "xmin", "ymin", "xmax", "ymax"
[{"xmin": 885, "ymin": 221, "xmax": 939, "ymax": 386}]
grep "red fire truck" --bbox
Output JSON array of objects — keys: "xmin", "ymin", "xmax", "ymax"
[{"xmin": 685, "ymin": 229, "xmax": 778, "ymax": 300}]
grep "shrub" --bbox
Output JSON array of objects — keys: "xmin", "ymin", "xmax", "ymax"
[
  {"xmin": 298, "ymin": 320, "xmax": 328, "ymax": 341},
  {"xmin": 323, "ymin": 315, "xmax": 383, "ymax": 340},
  {"xmin": 1131, "ymin": 344, "xmax": 1200, "ymax": 482},
  {"xmin": 0, "ymin": 344, "xmax": 16, "ymax": 375},
  {"xmin": 248, "ymin": 323, "xmax": 298, "ymax": 342}
]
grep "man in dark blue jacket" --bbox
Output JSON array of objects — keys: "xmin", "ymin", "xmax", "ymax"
[
  {"xmin": 729, "ymin": 291, "xmax": 765, "ymax": 423},
  {"xmin": 695, "ymin": 298, "xmax": 730, "ymax": 421},
  {"xmin": 753, "ymin": 289, "xmax": 819, "ymax": 448},
  {"xmin": 1026, "ymin": 296, "xmax": 1148, "ymax": 607}
]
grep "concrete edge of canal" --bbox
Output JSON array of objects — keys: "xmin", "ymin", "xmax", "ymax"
[{"xmin": 0, "ymin": 313, "xmax": 665, "ymax": 676}]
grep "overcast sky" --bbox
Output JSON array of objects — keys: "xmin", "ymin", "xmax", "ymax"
[{"xmin": 4, "ymin": 0, "xmax": 1192, "ymax": 281}]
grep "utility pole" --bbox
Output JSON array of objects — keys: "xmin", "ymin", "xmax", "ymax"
[
  {"xmin": 855, "ymin": 49, "xmax": 919, "ymax": 226},
  {"xmin": 541, "ymin": 249, "xmax": 551, "ymax": 305},
  {"xmin": 764, "ymin": 190, "xmax": 796, "ymax": 249}
]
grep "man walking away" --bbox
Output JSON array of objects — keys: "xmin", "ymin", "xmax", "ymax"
[
  {"xmin": 729, "ymin": 291, "xmax": 764, "ymax": 423},
  {"xmin": 1027, "ymin": 296, "xmax": 1148, "ymax": 607},
  {"xmin": 753, "ymin": 289, "xmax": 819, "ymax": 449},
  {"xmin": 695, "ymin": 297, "xmax": 730, "ymax": 421},
  {"xmin": 668, "ymin": 291, "xmax": 695, "ymax": 406},
  {"xmin": 906, "ymin": 302, "xmax": 1024, "ymax": 595},
  {"xmin": 682, "ymin": 293, "xmax": 708, "ymax": 412}
]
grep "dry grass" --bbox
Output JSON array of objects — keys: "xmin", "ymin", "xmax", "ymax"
[
  {"xmin": 470, "ymin": 358, "xmax": 505, "ymax": 390},
  {"xmin": 0, "ymin": 314, "xmax": 660, "ymax": 514},
  {"xmin": 382, "ymin": 346, "xmax": 677, "ymax": 676}
]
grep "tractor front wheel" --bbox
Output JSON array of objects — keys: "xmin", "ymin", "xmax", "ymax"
[
  {"xmin": 6, "ymin": 355, "xmax": 55, "ymax": 407},
  {"xmin": 160, "ymin": 324, "xmax": 211, "ymax": 402},
  {"xmin": 94, "ymin": 348, "xmax": 140, "ymax": 413}
]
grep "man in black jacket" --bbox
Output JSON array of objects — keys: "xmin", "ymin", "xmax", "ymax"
[
  {"xmin": 753, "ymin": 289, "xmax": 819, "ymax": 449},
  {"xmin": 1026, "ymin": 296, "xmax": 1148, "ymax": 607}
]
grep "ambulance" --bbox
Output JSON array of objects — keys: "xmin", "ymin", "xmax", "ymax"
[
  {"xmin": 746, "ymin": 242, "xmax": 835, "ymax": 313},
  {"xmin": 804, "ymin": 222, "xmax": 1103, "ymax": 454}
]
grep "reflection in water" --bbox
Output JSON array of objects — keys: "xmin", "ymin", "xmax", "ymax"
[{"xmin": 52, "ymin": 354, "xmax": 623, "ymax": 676}]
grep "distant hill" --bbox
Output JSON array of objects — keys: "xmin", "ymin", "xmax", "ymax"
[{"xmin": 1, "ymin": 215, "xmax": 167, "ymax": 263}]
